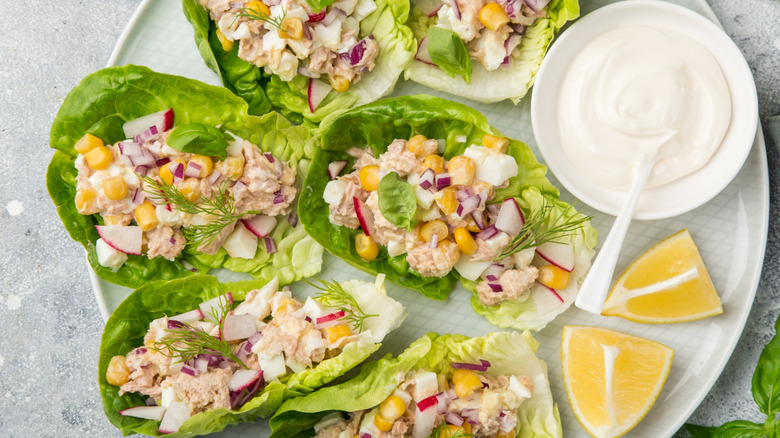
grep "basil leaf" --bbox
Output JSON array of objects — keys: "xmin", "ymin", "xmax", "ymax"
[
  {"xmin": 684, "ymin": 424, "xmax": 717, "ymax": 438},
  {"xmin": 305, "ymin": 0, "xmax": 336, "ymax": 13},
  {"xmin": 166, "ymin": 123, "xmax": 230, "ymax": 158},
  {"xmin": 714, "ymin": 420, "xmax": 766, "ymax": 438},
  {"xmin": 752, "ymin": 328, "xmax": 780, "ymax": 415},
  {"xmin": 377, "ymin": 171, "xmax": 417, "ymax": 230},
  {"xmin": 427, "ymin": 26, "xmax": 472, "ymax": 84}
]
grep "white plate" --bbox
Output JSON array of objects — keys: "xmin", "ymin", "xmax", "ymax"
[
  {"xmin": 93, "ymin": 0, "xmax": 769, "ymax": 437},
  {"xmin": 531, "ymin": 0, "xmax": 759, "ymax": 219}
]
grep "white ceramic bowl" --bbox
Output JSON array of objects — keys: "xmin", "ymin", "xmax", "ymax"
[{"xmin": 531, "ymin": 0, "xmax": 758, "ymax": 220}]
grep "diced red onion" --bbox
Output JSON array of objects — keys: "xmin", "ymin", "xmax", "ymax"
[
  {"xmin": 145, "ymin": 397, "xmax": 157, "ymax": 406},
  {"xmin": 476, "ymin": 225, "xmax": 498, "ymax": 241},
  {"xmin": 264, "ymin": 0, "xmax": 281, "ymax": 5},
  {"xmin": 305, "ymin": 316, "xmax": 312, "ymax": 323},
  {"xmin": 471, "ymin": 211, "xmax": 486, "ymax": 230},
  {"xmin": 194, "ymin": 356, "xmax": 208, "ymax": 372},
  {"xmin": 132, "ymin": 188, "xmax": 145, "ymax": 205},
  {"xmin": 133, "ymin": 125, "xmax": 159, "ymax": 144},
  {"xmin": 156, "ymin": 157, "xmax": 171, "ymax": 168},
  {"xmin": 419, "ymin": 168, "xmax": 435, "ymax": 191},
  {"xmin": 340, "ymin": 36, "xmax": 371, "ymax": 65},
  {"xmin": 273, "ymin": 190, "xmax": 285, "ymax": 204},
  {"xmin": 316, "ymin": 310, "xmax": 346, "ymax": 325},
  {"xmin": 120, "ymin": 140, "xmax": 143, "ymax": 157},
  {"xmin": 360, "ymin": 434, "xmax": 372, "ymax": 438},
  {"xmin": 456, "ymin": 188, "xmax": 474, "ymax": 202},
  {"xmin": 119, "ymin": 153, "xmax": 133, "ymax": 167},
  {"xmin": 207, "ymin": 169, "xmax": 223, "ymax": 185},
  {"xmin": 247, "ymin": 332, "xmax": 263, "ymax": 347},
  {"xmin": 446, "ymin": 412, "xmax": 464, "ymax": 427},
  {"xmin": 327, "ymin": 160, "xmax": 348, "ymax": 180},
  {"xmin": 525, "ymin": 0, "xmax": 551, "ymax": 12},
  {"xmin": 430, "ymin": 234, "xmax": 439, "ymax": 249},
  {"xmin": 183, "ymin": 162, "xmax": 201, "ymax": 178},
  {"xmin": 135, "ymin": 347, "xmax": 147, "ymax": 355},
  {"xmin": 263, "ymin": 153, "xmax": 275, "ymax": 163},
  {"xmin": 417, "ymin": 394, "xmax": 439, "ymax": 412},
  {"xmin": 485, "ymin": 274, "xmax": 498, "ymax": 282},
  {"xmin": 322, "ymin": 7, "xmax": 345, "ymax": 25},
  {"xmin": 169, "ymin": 236, "xmax": 176, "ymax": 245},
  {"xmin": 233, "ymin": 181, "xmax": 247, "ymax": 192},
  {"xmin": 219, "ymin": 360, "xmax": 231, "ymax": 369},
  {"xmin": 131, "ymin": 149, "xmax": 155, "ymax": 167},
  {"xmin": 435, "ymin": 173, "xmax": 451, "ymax": 190},
  {"xmin": 480, "ymin": 359, "xmax": 491, "ymax": 368},
  {"xmin": 171, "ymin": 162, "xmax": 184, "ymax": 184},
  {"xmin": 287, "ymin": 213, "xmax": 299, "ymax": 227},
  {"xmin": 456, "ymin": 195, "xmax": 480, "ymax": 218},
  {"xmin": 167, "ymin": 320, "xmax": 186, "ymax": 330},
  {"xmin": 264, "ymin": 237, "xmax": 277, "ymax": 254},
  {"xmin": 452, "ymin": 361, "xmax": 490, "ymax": 372},
  {"xmin": 462, "ymin": 409, "xmax": 479, "ymax": 424},
  {"xmin": 488, "ymin": 282, "xmax": 503, "ymax": 292},
  {"xmin": 181, "ymin": 365, "xmax": 198, "ymax": 377},
  {"xmin": 135, "ymin": 165, "xmax": 149, "ymax": 177}
]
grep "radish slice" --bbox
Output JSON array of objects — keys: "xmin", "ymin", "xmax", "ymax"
[
  {"xmin": 158, "ymin": 401, "xmax": 191, "ymax": 434},
  {"xmin": 327, "ymin": 161, "xmax": 347, "ymax": 180},
  {"xmin": 199, "ymin": 293, "xmax": 233, "ymax": 319},
  {"xmin": 307, "ymin": 9, "xmax": 327, "ymax": 22},
  {"xmin": 494, "ymin": 198, "xmax": 525, "ymax": 236},
  {"xmin": 95, "ymin": 225, "xmax": 143, "ymax": 256},
  {"xmin": 441, "ymin": 0, "xmax": 460, "ymax": 19},
  {"xmin": 223, "ymin": 222, "xmax": 258, "ymax": 259},
  {"xmin": 119, "ymin": 406, "xmax": 167, "ymax": 421},
  {"xmin": 416, "ymin": 394, "xmax": 439, "ymax": 412},
  {"xmin": 532, "ymin": 282, "xmax": 564, "ymax": 314},
  {"xmin": 308, "ymin": 78, "xmax": 332, "ymax": 113},
  {"xmin": 427, "ymin": 4, "xmax": 443, "ymax": 16},
  {"xmin": 169, "ymin": 309, "xmax": 205, "ymax": 324},
  {"xmin": 414, "ymin": 402, "xmax": 438, "ymax": 438},
  {"xmin": 316, "ymin": 310, "xmax": 346, "ymax": 326},
  {"xmin": 229, "ymin": 369, "xmax": 263, "ymax": 392},
  {"xmin": 536, "ymin": 241, "xmax": 575, "ymax": 272},
  {"xmin": 242, "ymin": 215, "xmax": 277, "ymax": 238},
  {"xmin": 222, "ymin": 314, "xmax": 256, "ymax": 341},
  {"xmin": 415, "ymin": 37, "xmax": 435, "ymax": 66},
  {"xmin": 123, "ymin": 109, "xmax": 174, "ymax": 140},
  {"xmin": 353, "ymin": 197, "xmax": 375, "ymax": 236}
]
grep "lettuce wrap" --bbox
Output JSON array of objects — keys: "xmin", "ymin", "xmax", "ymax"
[
  {"xmin": 99, "ymin": 274, "xmax": 405, "ymax": 437},
  {"xmin": 404, "ymin": 0, "xmax": 579, "ymax": 103},
  {"xmin": 268, "ymin": 331, "xmax": 562, "ymax": 437},
  {"xmin": 47, "ymin": 65, "xmax": 323, "ymax": 289},
  {"xmin": 298, "ymin": 95, "xmax": 596, "ymax": 330},
  {"xmin": 182, "ymin": 0, "xmax": 417, "ymax": 124}
]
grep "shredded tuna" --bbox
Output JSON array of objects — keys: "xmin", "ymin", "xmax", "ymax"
[
  {"xmin": 379, "ymin": 139, "xmax": 423, "ymax": 177},
  {"xmin": 329, "ymin": 173, "xmax": 367, "ymax": 229},
  {"xmin": 145, "ymin": 226, "xmax": 186, "ymax": 260},
  {"xmin": 477, "ymin": 266, "xmax": 538, "ymax": 306},
  {"xmin": 171, "ymin": 367, "xmax": 233, "ymax": 413},
  {"xmin": 406, "ymin": 239, "xmax": 460, "ymax": 277}
]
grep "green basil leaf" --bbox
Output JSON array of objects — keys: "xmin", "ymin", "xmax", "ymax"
[
  {"xmin": 752, "ymin": 327, "xmax": 780, "ymax": 415},
  {"xmin": 427, "ymin": 26, "xmax": 472, "ymax": 84},
  {"xmin": 378, "ymin": 171, "xmax": 417, "ymax": 230},
  {"xmin": 684, "ymin": 423, "xmax": 718, "ymax": 438},
  {"xmin": 166, "ymin": 123, "xmax": 230, "ymax": 158},
  {"xmin": 714, "ymin": 420, "xmax": 766, "ymax": 438}
]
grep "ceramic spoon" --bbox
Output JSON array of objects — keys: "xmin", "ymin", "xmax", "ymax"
[{"xmin": 574, "ymin": 156, "xmax": 658, "ymax": 314}]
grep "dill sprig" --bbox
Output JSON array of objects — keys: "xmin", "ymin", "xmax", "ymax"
[
  {"xmin": 307, "ymin": 278, "xmax": 379, "ymax": 332},
  {"xmin": 235, "ymin": 5, "xmax": 287, "ymax": 31},
  {"xmin": 494, "ymin": 200, "xmax": 592, "ymax": 262},
  {"xmin": 426, "ymin": 423, "xmax": 475, "ymax": 438},
  {"xmin": 140, "ymin": 175, "xmax": 259, "ymax": 250},
  {"xmin": 152, "ymin": 294, "xmax": 248, "ymax": 369}
]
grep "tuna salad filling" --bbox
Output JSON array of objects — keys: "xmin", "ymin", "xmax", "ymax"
[
  {"xmin": 202, "ymin": 0, "xmax": 380, "ymax": 87},
  {"xmin": 73, "ymin": 109, "xmax": 297, "ymax": 270},
  {"xmin": 312, "ymin": 363, "xmax": 532, "ymax": 438},
  {"xmin": 323, "ymin": 133, "xmax": 582, "ymax": 306}
]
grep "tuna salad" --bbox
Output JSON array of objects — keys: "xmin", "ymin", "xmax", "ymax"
[
  {"xmin": 104, "ymin": 276, "xmax": 405, "ymax": 435},
  {"xmin": 72, "ymin": 108, "xmax": 296, "ymax": 270}
]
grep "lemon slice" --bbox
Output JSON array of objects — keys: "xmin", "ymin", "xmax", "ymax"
[
  {"xmin": 561, "ymin": 326, "xmax": 674, "ymax": 438},
  {"xmin": 602, "ymin": 229, "xmax": 723, "ymax": 323}
]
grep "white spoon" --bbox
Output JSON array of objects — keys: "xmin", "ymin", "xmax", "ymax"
[{"xmin": 574, "ymin": 156, "xmax": 658, "ymax": 314}]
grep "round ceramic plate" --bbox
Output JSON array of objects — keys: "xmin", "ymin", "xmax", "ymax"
[
  {"xmin": 91, "ymin": 0, "xmax": 769, "ymax": 437},
  {"xmin": 531, "ymin": 0, "xmax": 759, "ymax": 220}
]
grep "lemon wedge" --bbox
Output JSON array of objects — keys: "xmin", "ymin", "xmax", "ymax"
[
  {"xmin": 602, "ymin": 229, "xmax": 723, "ymax": 323},
  {"xmin": 561, "ymin": 325, "xmax": 674, "ymax": 438}
]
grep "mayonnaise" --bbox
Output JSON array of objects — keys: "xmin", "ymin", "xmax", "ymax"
[{"xmin": 558, "ymin": 25, "xmax": 732, "ymax": 190}]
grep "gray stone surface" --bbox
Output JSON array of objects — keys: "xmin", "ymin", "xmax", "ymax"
[{"xmin": 0, "ymin": 0, "xmax": 776, "ymax": 437}]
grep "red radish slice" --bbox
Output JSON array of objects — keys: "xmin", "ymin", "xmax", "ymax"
[
  {"xmin": 223, "ymin": 222, "xmax": 258, "ymax": 259},
  {"xmin": 123, "ymin": 109, "xmax": 174, "ymax": 140},
  {"xmin": 222, "ymin": 314, "xmax": 257, "ymax": 342},
  {"xmin": 242, "ymin": 215, "xmax": 277, "ymax": 238},
  {"xmin": 427, "ymin": 4, "xmax": 443, "ymax": 16},
  {"xmin": 95, "ymin": 225, "xmax": 143, "ymax": 256},
  {"xmin": 199, "ymin": 293, "xmax": 233, "ymax": 319},
  {"xmin": 327, "ymin": 160, "xmax": 347, "ymax": 180},
  {"xmin": 494, "ymin": 198, "xmax": 525, "ymax": 236},
  {"xmin": 532, "ymin": 282, "xmax": 564, "ymax": 315},
  {"xmin": 158, "ymin": 401, "xmax": 191, "ymax": 434},
  {"xmin": 307, "ymin": 9, "xmax": 327, "ymax": 22},
  {"xmin": 169, "ymin": 309, "xmax": 205, "ymax": 324},
  {"xmin": 353, "ymin": 197, "xmax": 375, "ymax": 236},
  {"xmin": 536, "ymin": 241, "xmax": 574, "ymax": 272},
  {"xmin": 416, "ymin": 395, "xmax": 439, "ymax": 412},
  {"xmin": 414, "ymin": 401, "xmax": 438, "ymax": 438},
  {"xmin": 119, "ymin": 406, "xmax": 167, "ymax": 421},
  {"xmin": 315, "ymin": 310, "xmax": 346, "ymax": 328},
  {"xmin": 415, "ymin": 37, "xmax": 435, "ymax": 66},
  {"xmin": 308, "ymin": 78, "xmax": 332, "ymax": 113},
  {"xmin": 229, "ymin": 369, "xmax": 262, "ymax": 392}
]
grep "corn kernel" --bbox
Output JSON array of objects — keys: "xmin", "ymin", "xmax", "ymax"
[
  {"xmin": 374, "ymin": 412, "xmax": 394, "ymax": 432},
  {"xmin": 134, "ymin": 201, "xmax": 159, "ymax": 231},
  {"xmin": 326, "ymin": 324, "xmax": 352, "ymax": 344},
  {"xmin": 355, "ymin": 233, "xmax": 379, "ymax": 261},
  {"xmin": 420, "ymin": 220, "xmax": 448, "ymax": 243},
  {"xmin": 379, "ymin": 395, "xmax": 406, "ymax": 421},
  {"xmin": 454, "ymin": 372, "xmax": 483, "ymax": 398},
  {"xmin": 479, "ymin": 2, "xmax": 510, "ymax": 31},
  {"xmin": 435, "ymin": 187, "xmax": 458, "ymax": 215},
  {"xmin": 274, "ymin": 297, "xmax": 299, "ymax": 316},
  {"xmin": 217, "ymin": 156, "xmax": 245, "ymax": 180},
  {"xmin": 75, "ymin": 188, "xmax": 99, "ymax": 215},
  {"xmin": 359, "ymin": 165, "xmax": 380, "ymax": 191},
  {"xmin": 454, "ymin": 227, "xmax": 478, "ymax": 255},
  {"xmin": 496, "ymin": 430, "xmax": 516, "ymax": 438},
  {"xmin": 463, "ymin": 422, "xmax": 473, "ymax": 434},
  {"xmin": 246, "ymin": 0, "xmax": 270, "ymax": 18},
  {"xmin": 448, "ymin": 155, "xmax": 475, "ymax": 186},
  {"xmin": 106, "ymin": 355, "xmax": 131, "ymax": 386},
  {"xmin": 178, "ymin": 177, "xmax": 201, "ymax": 203},
  {"xmin": 329, "ymin": 74, "xmax": 350, "ymax": 93},
  {"xmin": 159, "ymin": 159, "xmax": 186, "ymax": 186},
  {"xmin": 103, "ymin": 214, "xmax": 129, "ymax": 226},
  {"xmin": 74, "ymin": 133, "xmax": 104, "ymax": 155},
  {"xmin": 216, "ymin": 28, "xmax": 234, "ymax": 52},
  {"xmin": 278, "ymin": 16, "xmax": 303, "ymax": 40},
  {"xmin": 482, "ymin": 133, "xmax": 509, "ymax": 153},
  {"xmin": 423, "ymin": 155, "xmax": 445, "ymax": 174},
  {"xmin": 188, "ymin": 155, "xmax": 213, "ymax": 178},
  {"xmin": 84, "ymin": 145, "xmax": 113, "ymax": 170},
  {"xmin": 102, "ymin": 176, "xmax": 128, "ymax": 201},
  {"xmin": 451, "ymin": 368, "xmax": 476, "ymax": 385},
  {"xmin": 407, "ymin": 134, "xmax": 429, "ymax": 157},
  {"xmin": 537, "ymin": 265, "xmax": 570, "ymax": 290}
]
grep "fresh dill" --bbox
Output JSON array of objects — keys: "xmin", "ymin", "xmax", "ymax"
[
  {"xmin": 426, "ymin": 423, "xmax": 475, "ymax": 438},
  {"xmin": 140, "ymin": 175, "xmax": 260, "ymax": 250},
  {"xmin": 152, "ymin": 294, "xmax": 248, "ymax": 369},
  {"xmin": 307, "ymin": 278, "xmax": 378, "ymax": 332},
  {"xmin": 235, "ymin": 4, "xmax": 287, "ymax": 31},
  {"xmin": 494, "ymin": 200, "xmax": 591, "ymax": 262}
]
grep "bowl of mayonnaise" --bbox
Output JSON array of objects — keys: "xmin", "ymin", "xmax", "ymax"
[{"xmin": 531, "ymin": 0, "xmax": 758, "ymax": 220}]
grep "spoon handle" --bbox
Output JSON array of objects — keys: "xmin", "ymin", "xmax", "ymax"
[{"xmin": 574, "ymin": 158, "xmax": 657, "ymax": 314}]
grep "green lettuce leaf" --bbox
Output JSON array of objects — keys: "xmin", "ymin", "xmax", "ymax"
[
  {"xmin": 182, "ymin": 0, "xmax": 416, "ymax": 123},
  {"xmin": 269, "ymin": 331, "xmax": 562, "ymax": 438},
  {"xmin": 298, "ymin": 94, "xmax": 566, "ymax": 300},
  {"xmin": 99, "ymin": 275, "xmax": 397, "ymax": 437},
  {"xmin": 404, "ymin": 0, "xmax": 579, "ymax": 103},
  {"xmin": 47, "ymin": 65, "xmax": 322, "ymax": 289}
]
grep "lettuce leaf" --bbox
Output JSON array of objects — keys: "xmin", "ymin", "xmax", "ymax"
[
  {"xmin": 297, "ymin": 94, "xmax": 560, "ymax": 300},
  {"xmin": 99, "ymin": 275, "xmax": 399, "ymax": 437},
  {"xmin": 182, "ymin": 0, "xmax": 416, "ymax": 124},
  {"xmin": 404, "ymin": 0, "xmax": 579, "ymax": 103},
  {"xmin": 47, "ymin": 65, "xmax": 322, "ymax": 289},
  {"xmin": 269, "ymin": 331, "xmax": 562, "ymax": 438}
]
